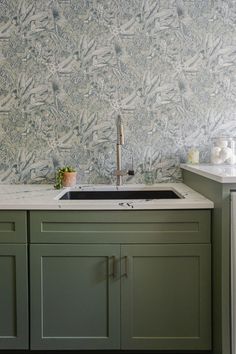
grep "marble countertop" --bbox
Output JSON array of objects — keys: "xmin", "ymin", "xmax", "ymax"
[
  {"xmin": 0, "ymin": 183, "xmax": 213, "ymax": 210},
  {"xmin": 181, "ymin": 163, "xmax": 236, "ymax": 183}
]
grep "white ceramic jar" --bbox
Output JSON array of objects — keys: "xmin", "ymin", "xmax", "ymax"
[{"xmin": 211, "ymin": 137, "xmax": 236, "ymax": 165}]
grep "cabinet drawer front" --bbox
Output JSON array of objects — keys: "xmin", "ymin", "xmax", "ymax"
[
  {"xmin": 0, "ymin": 211, "xmax": 27, "ymax": 243},
  {"xmin": 30, "ymin": 210, "xmax": 210, "ymax": 244}
]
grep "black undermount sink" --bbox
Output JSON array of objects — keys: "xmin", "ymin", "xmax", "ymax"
[{"xmin": 59, "ymin": 190, "xmax": 181, "ymax": 200}]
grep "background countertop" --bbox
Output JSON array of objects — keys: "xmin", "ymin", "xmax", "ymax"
[
  {"xmin": 0, "ymin": 184, "xmax": 213, "ymax": 210},
  {"xmin": 181, "ymin": 164, "xmax": 236, "ymax": 183}
]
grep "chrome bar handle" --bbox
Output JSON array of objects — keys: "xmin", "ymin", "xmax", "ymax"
[
  {"xmin": 124, "ymin": 256, "xmax": 128, "ymax": 277},
  {"xmin": 112, "ymin": 256, "xmax": 117, "ymax": 278}
]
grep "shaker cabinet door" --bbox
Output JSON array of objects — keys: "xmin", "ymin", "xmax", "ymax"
[
  {"xmin": 121, "ymin": 244, "xmax": 211, "ymax": 350},
  {"xmin": 0, "ymin": 244, "xmax": 28, "ymax": 349},
  {"xmin": 30, "ymin": 244, "xmax": 120, "ymax": 350}
]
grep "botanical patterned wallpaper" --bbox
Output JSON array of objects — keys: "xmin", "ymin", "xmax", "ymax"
[{"xmin": 1, "ymin": 0, "xmax": 236, "ymax": 184}]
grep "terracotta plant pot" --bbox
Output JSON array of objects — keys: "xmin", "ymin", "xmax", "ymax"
[{"xmin": 62, "ymin": 172, "xmax": 77, "ymax": 187}]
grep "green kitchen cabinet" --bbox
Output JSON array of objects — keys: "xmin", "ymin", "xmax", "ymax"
[
  {"xmin": 30, "ymin": 244, "xmax": 120, "ymax": 350},
  {"xmin": 121, "ymin": 244, "xmax": 211, "ymax": 350},
  {"xmin": 182, "ymin": 168, "xmax": 234, "ymax": 354},
  {"xmin": 0, "ymin": 244, "xmax": 28, "ymax": 349},
  {"xmin": 0, "ymin": 211, "xmax": 28, "ymax": 350},
  {"xmin": 29, "ymin": 210, "xmax": 212, "ymax": 351}
]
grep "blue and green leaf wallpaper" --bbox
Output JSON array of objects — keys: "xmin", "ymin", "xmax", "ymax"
[{"xmin": 0, "ymin": 0, "xmax": 236, "ymax": 184}]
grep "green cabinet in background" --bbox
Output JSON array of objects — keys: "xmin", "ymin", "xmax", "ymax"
[{"xmin": 0, "ymin": 210, "xmax": 28, "ymax": 349}]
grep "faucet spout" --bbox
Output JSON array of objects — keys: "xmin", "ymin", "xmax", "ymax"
[
  {"xmin": 115, "ymin": 115, "xmax": 134, "ymax": 186},
  {"xmin": 116, "ymin": 115, "xmax": 123, "ymax": 186},
  {"xmin": 117, "ymin": 115, "xmax": 124, "ymax": 145}
]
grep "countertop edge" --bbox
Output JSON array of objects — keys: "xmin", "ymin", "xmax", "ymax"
[
  {"xmin": 0, "ymin": 203, "xmax": 214, "ymax": 210},
  {"xmin": 181, "ymin": 163, "xmax": 236, "ymax": 183}
]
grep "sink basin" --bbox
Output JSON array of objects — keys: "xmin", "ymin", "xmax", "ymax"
[{"xmin": 59, "ymin": 190, "xmax": 181, "ymax": 200}]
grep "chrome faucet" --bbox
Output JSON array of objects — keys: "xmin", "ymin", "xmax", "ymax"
[{"xmin": 116, "ymin": 115, "xmax": 134, "ymax": 186}]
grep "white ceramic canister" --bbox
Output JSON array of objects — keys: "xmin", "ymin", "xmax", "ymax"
[{"xmin": 211, "ymin": 137, "xmax": 236, "ymax": 165}]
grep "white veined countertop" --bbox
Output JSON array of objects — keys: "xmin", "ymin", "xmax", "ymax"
[
  {"xmin": 0, "ymin": 183, "xmax": 213, "ymax": 210},
  {"xmin": 181, "ymin": 163, "xmax": 236, "ymax": 183}
]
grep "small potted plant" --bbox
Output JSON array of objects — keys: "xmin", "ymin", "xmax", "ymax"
[{"xmin": 54, "ymin": 166, "xmax": 77, "ymax": 189}]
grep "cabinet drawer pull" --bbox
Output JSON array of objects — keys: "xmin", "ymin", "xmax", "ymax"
[
  {"xmin": 112, "ymin": 255, "xmax": 117, "ymax": 278},
  {"xmin": 124, "ymin": 256, "xmax": 128, "ymax": 277}
]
